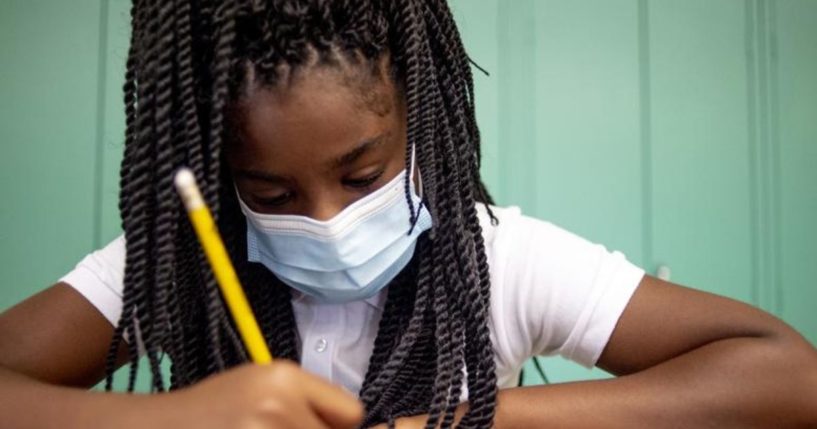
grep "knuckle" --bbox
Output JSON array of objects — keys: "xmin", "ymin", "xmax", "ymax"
[
  {"xmin": 269, "ymin": 360, "xmax": 299, "ymax": 385},
  {"xmin": 256, "ymin": 396, "xmax": 288, "ymax": 418}
]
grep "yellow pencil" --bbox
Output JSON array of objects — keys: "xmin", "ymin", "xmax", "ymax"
[{"xmin": 174, "ymin": 168, "xmax": 273, "ymax": 364}]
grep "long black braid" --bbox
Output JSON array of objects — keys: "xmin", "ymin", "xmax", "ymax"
[{"xmin": 109, "ymin": 1, "xmax": 498, "ymax": 427}]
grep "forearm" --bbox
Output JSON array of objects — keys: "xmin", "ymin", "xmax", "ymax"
[
  {"xmin": 495, "ymin": 337, "xmax": 817, "ymax": 428},
  {"xmin": 0, "ymin": 365, "xmax": 155, "ymax": 429}
]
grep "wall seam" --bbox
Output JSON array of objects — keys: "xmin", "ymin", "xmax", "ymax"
[
  {"xmin": 745, "ymin": 0, "xmax": 761, "ymax": 307},
  {"xmin": 767, "ymin": 0, "xmax": 783, "ymax": 316},
  {"xmin": 496, "ymin": 1, "xmax": 508, "ymax": 206},
  {"xmin": 637, "ymin": 0, "xmax": 654, "ymax": 273},
  {"xmin": 496, "ymin": 0, "xmax": 537, "ymax": 213},
  {"xmin": 93, "ymin": 0, "xmax": 110, "ymax": 249},
  {"xmin": 757, "ymin": 0, "xmax": 774, "ymax": 312}
]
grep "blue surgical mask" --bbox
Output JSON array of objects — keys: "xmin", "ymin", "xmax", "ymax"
[{"xmin": 237, "ymin": 161, "xmax": 432, "ymax": 304}]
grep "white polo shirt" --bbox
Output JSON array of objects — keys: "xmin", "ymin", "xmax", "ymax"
[{"xmin": 60, "ymin": 204, "xmax": 644, "ymax": 395}]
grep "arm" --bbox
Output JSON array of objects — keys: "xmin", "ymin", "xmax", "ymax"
[
  {"xmin": 0, "ymin": 283, "xmax": 364, "ymax": 429},
  {"xmin": 496, "ymin": 275, "xmax": 817, "ymax": 428},
  {"xmin": 387, "ymin": 275, "xmax": 817, "ymax": 428},
  {"xmin": 0, "ymin": 283, "xmax": 142, "ymax": 427}
]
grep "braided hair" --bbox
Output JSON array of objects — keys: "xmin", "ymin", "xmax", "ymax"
[{"xmin": 109, "ymin": 1, "xmax": 498, "ymax": 427}]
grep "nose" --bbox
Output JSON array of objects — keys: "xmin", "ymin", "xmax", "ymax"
[
  {"xmin": 305, "ymin": 193, "xmax": 347, "ymax": 222},
  {"xmin": 309, "ymin": 205, "xmax": 342, "ymax": 222}
]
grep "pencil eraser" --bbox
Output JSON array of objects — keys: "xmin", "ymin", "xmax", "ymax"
[{"xmin": 174, "ymin": 168, "xmax": 196, "ymax": 191}]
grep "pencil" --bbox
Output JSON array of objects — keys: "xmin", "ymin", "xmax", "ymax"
[{"xmin": 174, "ymin": 168, "xmax": 273, "ymax": 364}]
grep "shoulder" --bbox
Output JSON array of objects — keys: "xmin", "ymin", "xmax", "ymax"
[
  {"xmin": 59, "ymin": 234, "xmax": 126, "ymax": 326},
  {"xmin": 477, "ymin": 203, "xmax": 645, "ymax": 383},
  {"xmin": 476, "ymin": 202, "xmax": 641, "ymax": 290},
  {"xmin": 476, "ymin": 202, "xmax": 599, "ymax": 265}
]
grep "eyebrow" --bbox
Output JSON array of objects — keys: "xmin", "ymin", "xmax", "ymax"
[
  {"xmin": 233, "ymin": 168, "xmax": 289, "ymax": 184},
  {"xmin": 234, "ymin": 134, "xmax": 389, "ymax": 184},
  {"xmin": 331, "ymin": 134, "xmax": 387, "ymax": 169}
]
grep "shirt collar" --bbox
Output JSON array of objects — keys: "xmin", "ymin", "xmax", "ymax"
[{"xmin": 289, "ymin": 287, "xmax": 388, "ymax": 311}]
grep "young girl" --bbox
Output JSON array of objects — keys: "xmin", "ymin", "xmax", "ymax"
[{"xmin": 1, "ymin": 1, "xmax": 816, "ymax": 428}]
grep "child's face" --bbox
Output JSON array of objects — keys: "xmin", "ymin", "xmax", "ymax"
[{"xmin": 227, "ymin": 61, "xmax": 408, "ymax": 220}]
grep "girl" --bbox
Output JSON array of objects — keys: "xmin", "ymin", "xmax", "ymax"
[{"xmin": 1, "ymin": 1, "xmax": 816, "ymax": 428}]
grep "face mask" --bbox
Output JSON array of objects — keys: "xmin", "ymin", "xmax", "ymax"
[{"xmin": 237, "ymin": 156, "xmax": 432, "ymax": 304}]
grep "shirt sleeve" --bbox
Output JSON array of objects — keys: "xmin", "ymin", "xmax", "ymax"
[
  {"xmin": 59, "ymin": 235, "xmax": 126, "ymax": 327},
  {"xmin": 495, "ymin": 211, "xmax": 645, "ymax": 368}
]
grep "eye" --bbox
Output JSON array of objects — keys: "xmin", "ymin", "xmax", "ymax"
[
  {"xmin": 254, "ymin": 192, "xmax": 294, "ymax": 207},
  {"xmin": 344, "ymin": 170, "xmax": 384, "ymax": 189}
]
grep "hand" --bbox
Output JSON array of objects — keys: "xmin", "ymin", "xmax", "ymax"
[{"xmin": 145, "ymin": 361, "xmax": 364, "ymax": 429}]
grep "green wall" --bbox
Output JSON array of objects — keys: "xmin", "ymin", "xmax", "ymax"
[
  {"xmin": 450, "ymin": 0, "xmax": 817, "ymax": 383},
  {"xmin": 1, "ymin": 0, "xmax": 815, "ymax": 389}
]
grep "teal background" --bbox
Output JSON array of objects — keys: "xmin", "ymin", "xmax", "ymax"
[{"xmin": 1, "ymin": 0, "xmax": 815, "ymax": 390}]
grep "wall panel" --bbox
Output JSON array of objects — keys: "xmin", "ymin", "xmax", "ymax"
[
  {"xmin": 532, "ymin": 0, "xmax": 643, "ymax": 263},
  {"xmin": 774, "ymin": 0, "xmax": 817, "ymax": 344},
  {"xmin": 647, "ymin": 0, "xmax": 754, "ymax": 303},
  {"xmin": 0, "ymin": 0, "xmax": 103, "ymax": 308}
]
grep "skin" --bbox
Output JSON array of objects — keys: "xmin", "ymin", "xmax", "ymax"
[
  {"xmin": 227, "ymin": 56, "xmax": 409, "ymax": 220},
  {"xmin": 2, "ymin": 58, "xmax": 817, "ymax": 428}
]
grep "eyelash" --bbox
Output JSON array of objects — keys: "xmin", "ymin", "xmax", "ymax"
[
  {"xmin": 257, "ymin": 192, "xmax": 293, "ymax": 207},
  {"xmin": 255, "ymin": 171, "xmax": 385, "ymax": 207},
  {"xmin": 344, "ymin": 171, "xmax": 384, "ymax": 189}
]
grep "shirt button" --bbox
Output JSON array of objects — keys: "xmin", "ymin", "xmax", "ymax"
[{"xmin": 315, "ymin": 338, "xmax": 328, "ymax": 353}]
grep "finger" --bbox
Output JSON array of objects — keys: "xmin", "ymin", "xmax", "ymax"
[
  {"xmin": 271, "ymin": 399, "xmax": 331, "ymax": 429},
  {"xmin": 294, "ymin": 368, "xmax": 365, "ymax": 428}
]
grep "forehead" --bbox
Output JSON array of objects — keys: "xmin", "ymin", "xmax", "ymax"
[{"xmin": 227, "ymin": 63, "xmax": 402, "ymax": 169}]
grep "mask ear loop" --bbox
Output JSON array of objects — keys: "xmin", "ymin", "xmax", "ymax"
[{"xmin": 407, "ymin": 143, "xmax": 426, "ymax": 235}]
